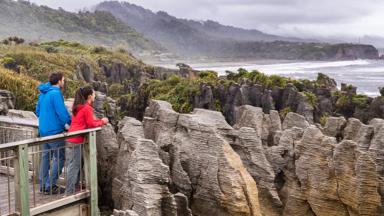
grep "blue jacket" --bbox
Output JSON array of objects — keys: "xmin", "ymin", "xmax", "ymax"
[{"xmin": 35, "ymin": 82, "xmax": 71, "ymax": 136}]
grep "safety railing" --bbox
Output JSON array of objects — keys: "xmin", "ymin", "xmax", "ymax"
[{"xmin": 0, "ymin": 127, "xmax": 101, "ymax": 216}]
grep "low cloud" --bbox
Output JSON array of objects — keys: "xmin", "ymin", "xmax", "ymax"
[{"xmin": 29, "ymin": 0, "xmax": 384, "ymax": 37}]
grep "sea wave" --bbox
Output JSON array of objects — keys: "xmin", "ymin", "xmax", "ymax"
[{"xmin": 196, "ymin": 59, "xmax": 373, "ymax": 75}]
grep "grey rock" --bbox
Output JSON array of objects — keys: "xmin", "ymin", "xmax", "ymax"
[
  {"xmin": 234, "ymin": 105, "xmax": 281, "ymax": 146},
  {"xmin": 232, "ymin": 127, "xmax": 282, "ymax": 216},
  {"xmin": 76, "ymin": 62, "xmax": 95, "ymax": 83},
  {"xmin": 0, "ymin": 90, "xmax": 15, "ymax": 115},
  {"xmin": 94, "ymin": 91, "xmax": 119, "ymax": 123},
  {"xmin": 112, "ymin": 116, "xmax": 176, "ymax": 216},
  {"xmin": 322, "ymin": 116, "xmax": 346, "ymax": 138},
  {"xmin": 343, "ymin": 118, "xmax": 374, "ymax": 151},
  {"xmin": 282, "ymin": 112, "xmax": 309, "ymax": 130},
  {"xmin": 96, "ymin": 124, "xmax": 119, "ymax": 205},
  {"xmin": 144, "ymin": 100, "xmax": 262, "ymax": 216}
]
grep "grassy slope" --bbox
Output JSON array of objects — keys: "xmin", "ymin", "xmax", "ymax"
[{"xmin": 0, "ymin": 40, "xmax": 146, "ymax": 110}]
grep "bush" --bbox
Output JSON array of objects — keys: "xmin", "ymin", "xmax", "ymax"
[
  {"xmin": 3, "ymin": 36, "xmax": 25, "ymax": 45},
  {"xmin": 352, "ymin": 94, "xmax": 369, "ymax": 108},
  {"xmin": 214, "ymin": 99, "xmax": 222, "ymax": 112},
  {"xmin": 41, "ymin": 45, "xmax": 59, "ymax": 53},
  {"xmin": 280, "ymin": 107, "xmax": 292, "ymax": 119},
  {"xmin": 303, "ymin": 91, "xmax": 318, "ymax": 107},
  {"xmin": 146, "ymin": 75, "xmax": 200, "ymax": 113},
  {"xmin": 90, "ymin": 46, "xmax": 108, "ymax": 54},
  {"xmin": 108, "ymin": 83, "xmax": 124, "ymax": 99},
  {"xmin": 336, "ymin": 94, "xmax": 349, "ymax": 108},
  {"xmin": 319, "ymin": 114, "xmax": 328, "ymax": 127},
  {"xmin": 198, "ymin": 70, "xmax": 218, "ymax": 79},
  {"xmin": 0, "ymin": 67, "xmax": 39, "ymax": 111},
  {"xmin": 0, "ymin": 57, "xmax": 18, "ymax": 70}
]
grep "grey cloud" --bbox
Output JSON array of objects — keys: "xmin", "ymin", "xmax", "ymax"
[{"xmin": 28, "ymin": 0, "xmax": 384, "ymax": 37}]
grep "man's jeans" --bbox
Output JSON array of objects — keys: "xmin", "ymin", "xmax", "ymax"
[
  {"xmin": 65, "ymin": 142, "xmax": 81, "ymax": 194},
  {"xmin": 39, "ymin": 140, "xmax": 65, "ymax": 191}
]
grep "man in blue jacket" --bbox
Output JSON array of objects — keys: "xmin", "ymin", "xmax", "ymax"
[{"xmin": 36, "ymin": 72, "xmax": 71, "ymax": 195}]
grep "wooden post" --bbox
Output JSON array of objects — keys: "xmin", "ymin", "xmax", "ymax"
[
  {"xmin": 14, "ymin": 144, "xmax": 30, "ymax": 216},
  {"xmin": 88, "ymin": 131, "xmax": 98, "ymax": 216}
]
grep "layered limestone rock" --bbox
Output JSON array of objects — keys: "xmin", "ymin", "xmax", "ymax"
[
  {"xmin": 111, "ymin": 117, "xmax": 178, "ymax": 216},
  {"xmin": 96, "ymin": 124, "xmax": 119, "ymax": 206},
  {"xmin": 104, "ymin": 100, "xmax": 384, "ymax": 216},
  {"xmin": 143, "ymin": 100, "xmax": 262, "ymax": 216},
  {"xmin": 230, "ymin": 104, "xmax": 383, "ymax": 216}
]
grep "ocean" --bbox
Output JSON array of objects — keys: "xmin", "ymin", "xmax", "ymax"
[{"xmin": 192, "ymin": 60, "xmax": 384, "ymax": 97}]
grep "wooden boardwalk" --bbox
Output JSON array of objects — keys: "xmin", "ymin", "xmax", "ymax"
[{"xmin": 0, "ymin": 174, "xmax": 67, "ymax": 215}]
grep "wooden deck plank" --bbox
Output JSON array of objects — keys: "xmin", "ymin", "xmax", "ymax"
[{"xmin": 0, "ymin": 175, "xmax": 89, "ymax": 216}]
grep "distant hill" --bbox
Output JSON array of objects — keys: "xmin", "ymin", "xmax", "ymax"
[
  {"xmin": 95, "ymin": 1, "xmax": 379, "ymax": 60},
  {"xmin": 0, "ymin": 0, "xmax": 164, "ymax": 56}
]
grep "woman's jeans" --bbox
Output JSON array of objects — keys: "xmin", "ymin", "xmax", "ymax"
[
  {"xmin": 39, "ymin": 140, "xmax": 65, "ymax": 191},
  {"xmin": 65, "ymin": 142, "xmax": 82, "ymax": 194}
]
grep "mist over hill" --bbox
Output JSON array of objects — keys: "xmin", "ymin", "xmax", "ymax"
[{"xmin": 95, "ymin": 1, "xmax": 379, "ymax": 60}]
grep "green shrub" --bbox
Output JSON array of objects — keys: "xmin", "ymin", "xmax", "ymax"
[
  {"xmin": 303, "ymin": 91, "xmax": 318, "ymax": 107},
  {"xmin": 269, "ymin": 75, "xmax": 289, "ymax": 88},
  {"xmin": 146, "ymin": 75, "xmax": 200, "ymax": 113},
  {"xmin": 280, "ymin": 107, "xmax": 292, "ymax": 119},
  {"xmin": 214, "ymin": 99, "xmax": 222, "ymax": 112},
  {"xmin": 319, "ymin": 114, "xmax": 328, "ymax": 127},
  {"xmin": 90, "ymin": 46, "xmax": 108, "ymax": 54},
  {"xmin": 41, "ymin": 45, "xmax": 59, "ymax": 53},
  {"xmin": 336, "ymin": 94, "xmax": 349, "ymax": 108},
  {"xmin": 0, "ymin": 67, "xmax": 39, "ymax": 111},
  {"xmin": 352, "ymin": 94, "xmax": 369, "ymax": 108},
  {"xmin": 198, "ymin": 70, "xmax": 218, "ymax": 79},
  {"xmin": 0, "ymin": 57, "xmax": 18, "ymax": 70},
  {"xmin": 108, "ymin": 83, "xmax": 124, "ymax": 99}
]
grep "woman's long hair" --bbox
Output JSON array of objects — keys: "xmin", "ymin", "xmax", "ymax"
[{"xmin": 72, "ymin": 85, "xmax": 94, "ymax": 116}]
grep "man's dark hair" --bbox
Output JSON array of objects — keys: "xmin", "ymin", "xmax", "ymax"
[{"xmin": 49, "ymin": 72, "xmax": 64, "ymax": 85}]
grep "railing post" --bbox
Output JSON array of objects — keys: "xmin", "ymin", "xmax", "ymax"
[
  {"xmin": 14, "ymin": 144, "xmax": 30, "ymax": 216},
  {"xmin": 87, "ymin": 131, "xmax": 98, "ymax": 216}
]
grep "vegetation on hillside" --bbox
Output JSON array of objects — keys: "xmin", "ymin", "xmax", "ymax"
[
  {"xmin": 0, "ymin": 39, "xmax": 145, "ymax": 109},
  {"xmin": 0, "ymin": 67, "xmax": 39, "ymax": 111},
  {"xmin": 0, "ymin": 0, "xmax": 163, "ymax": 56}
]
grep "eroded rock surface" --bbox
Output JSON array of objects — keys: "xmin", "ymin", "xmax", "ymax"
[
  {"xmin": 0, "ymin": 90, "xmax": 14, "ymax": 115},
  {"xmin": 105, "ymin": 100, "xmax": 384, "ymax": 216}
]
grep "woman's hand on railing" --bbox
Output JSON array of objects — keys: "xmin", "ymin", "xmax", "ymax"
[{"xmin": 101, "ymin": 118, "xmax": 109, "ymax": 125}]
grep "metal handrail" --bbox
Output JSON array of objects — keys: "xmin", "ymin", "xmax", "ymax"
[
  {"xmin": 0, "ymin": 127, "xmax": 101, "ymax": 150},
  {"xmin": 0, "ymin": 127, "xmax": 102, "ymax": 216}
]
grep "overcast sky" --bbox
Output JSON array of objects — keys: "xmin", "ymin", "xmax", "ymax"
[{"xmin": 28, "ymin": 0, "xmax": 384, "ymax": 39}]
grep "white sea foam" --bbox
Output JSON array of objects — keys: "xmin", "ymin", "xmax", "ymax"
[{"xmin": 193, "ymin": 60, "xmax": 384, "ymax": 96}]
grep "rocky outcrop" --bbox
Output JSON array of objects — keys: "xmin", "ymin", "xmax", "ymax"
[
  {"xmin": 0, "ymin": 90, "xmax": 14, "ymax": 115},
  {"xmin": 111, "ymin": 117, "xmax": 177, "ymax": 216},
  {"xmin": 100, "ymin": 100, "xmax": 384, "ymax": 216},
  {"xmin": 143, "ymin": 101, "xmax": 262, "ymax": 216},
  {"xmin": 93, "ymin": 91, "xmax": 119, "ymax": 124},
  {"xmin": 96, "ymin": 124, "xmax": 119, "ymax": 206},
  {"xmin": 230, "ymin": 104, "xmax": 383, "ymax": 216},
  {"xmin": 108, "ymin": 101, "xmax": 262, "ymax": 216}
]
